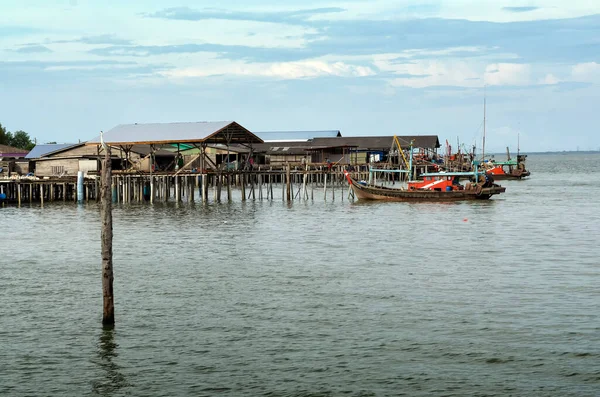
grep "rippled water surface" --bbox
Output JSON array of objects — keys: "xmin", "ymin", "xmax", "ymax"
[{"xmin": 1, "ymin": 153, "xmax": 599, "ymax": 396}]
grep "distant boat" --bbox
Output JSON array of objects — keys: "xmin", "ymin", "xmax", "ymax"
[
  {"xmin": 343, "ymin": 169, "xmax": 506, "ymax": 202},
  {"xmin": 485, "ymin": 157, "xmax": 530, "ymax": 180},
  {"xmin": 479, "ymin": 91, "xmax": 531, "ymax": 180},
  {"xmin": 484, "ymin": 147, "xmax": 531, "ymax": 180}
]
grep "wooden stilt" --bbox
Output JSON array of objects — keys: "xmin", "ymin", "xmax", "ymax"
[
  {"xmin": 241, "ymin": 173, "xmax": 246, "ymax": 201},
  {"xmin": 227, "ymin": 174, "xmax": 232, "ymax": 202},
  {"xmin": 190, "ymin": 176, "xmax": 195, "ymax": 202}
]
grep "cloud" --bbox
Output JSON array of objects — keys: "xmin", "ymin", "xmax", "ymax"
[
  {"xmin": 79, "ymin": 35, "xmax": 133, "ymax": 45},
  {"xmin": 540, "ymin": 73, "xmax": 560, "ymax": 85},
  {"xmin": 385, "ymin": 60, "xmax": 482, "ymax": 88},
  {"xmin": 0, "ymin": 60, "xmax": 138, "ymax": 69},
  {"xmin": 0, "ymin": 26, "xmax": 41, "ymax": 37},
  {"xmin": 85, "ymin": 14, "xmax": 600, "ymax": 66},
  {"xmin": 502, "ymin": 6, "xmax": 540, "ymax": 13},
  {"xmin": 484, "ymin": 63, "xmax": 531, "ymax": 85},
  {"xmin": 161, "ymin": 60, "xmax": 375, "ymax": 80},
  {"xmin": 571, "ymin": 62, "xmax": 600, "ymax": 83},
  {"xmin": 49, "ymin": 35, "xmax": 133, "ymax": 45},
  {"xmin": 0, "ymin": 60, "xmax": 165, "ymax": 81},
  {"xmin": 13, "ymin": 45, "xmax": 52, "ymax": 53},
  {"xmin": 89, "ymin": 43, "xmax": 316, "ymax": 63},
  {"xmin": 144, "ymin": 6, "xmax": 346, "ymax": 24}
]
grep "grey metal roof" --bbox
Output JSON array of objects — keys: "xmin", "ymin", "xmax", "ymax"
[
  {"xmin": 255, "ymin": 130, "xmax": 342, "ymax": 142},
  {"xmin": 25, "ymin": 143, "xmax": 78, "ymax": 159},
  {"xmin": 310, "ymin": 136, "xmax": 440, "ymax": 150},
  {"xmin": 87, "ymin": 121, "xmax": 263, "ymax": 145},
  {"xmin": 254, "ymin": 135, "xmax": 440, "ymax": 155}
]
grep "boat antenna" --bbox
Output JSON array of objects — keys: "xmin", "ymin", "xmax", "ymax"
[{"xmin": 517, "ymin": 132, "xmax": 520, "ymax": 157}]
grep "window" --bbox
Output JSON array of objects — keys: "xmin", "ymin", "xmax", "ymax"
[{"xmin": 51, "ymin": 165, "xmax": 65, "ymax": 175}]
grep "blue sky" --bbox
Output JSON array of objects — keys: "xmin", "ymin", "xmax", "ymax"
[{"xmin": 1, "ymin": 1, "xmax": 599, "ymax": 152}]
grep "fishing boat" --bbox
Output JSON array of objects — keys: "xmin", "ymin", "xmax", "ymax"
[
  {"xmin": 479, "ymin": 91, "xmax": 530, "ymax": 180},
  {"xmin": 485, "ymin": 157, "xmax": 530, "ymax": 179},
  {"xmin": 484, "ymin": 148, "xmax": 530, "ymax": 180},
  {"xmin": 344, "ymin": 168, "xmax": 506, "ymax": 202}
]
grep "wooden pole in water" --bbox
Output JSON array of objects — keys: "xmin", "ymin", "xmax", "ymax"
[
  {"xmin": 227, "ymin": 174, "xmax": 232, "ymax": 202},
  {"xmin": 100, "ymin": 137, "xmax": 114, "ymax": 326},
  {"xmin": 286, "ymin": 164, "xmax": 291, "ymax": 201},
  {"xmin": 241, "ymin": 173, "xmax": 246, "ymax": 201}
]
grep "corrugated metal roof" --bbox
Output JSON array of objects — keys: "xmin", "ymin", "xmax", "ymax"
[
  {"xmin": 0, "ymin": 144, "xmax": 29, "ymax": 156},
  {"xmin": 25, "ymin": 143, "xmax": 78, "ymax": 159},
  {"xmin": 87, "ymin": 121, "xmax": 263, "ymax": 145},
  {"xmin": 310, "ymin": 136, "xmax": 440, "ymax": 150},
  {"xmin": 253, "ymin": 135, "xmax": 440, "ymax": 155},
  {"xmin": 255, "ymin": 130, "xmax": 341, "ymax": 142}
]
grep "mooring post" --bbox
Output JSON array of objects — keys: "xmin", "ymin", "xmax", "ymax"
[{"xmin": 100, "ymin": 139, "xmax": 115, "ymax": 326}]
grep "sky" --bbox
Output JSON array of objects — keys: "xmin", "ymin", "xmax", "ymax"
[{"xmin": 1, "ymin": 0, "xmax": 599, "ymax": 153}]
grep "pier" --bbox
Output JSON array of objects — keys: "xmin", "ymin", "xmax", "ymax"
[{"xmin": 0, "ymin": 164, "xmax": 409, "ymax": 205}]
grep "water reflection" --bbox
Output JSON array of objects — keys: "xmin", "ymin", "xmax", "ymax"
[{"xmin": 91, "ymin": 326, "xmax": 130, "ymax": 396}]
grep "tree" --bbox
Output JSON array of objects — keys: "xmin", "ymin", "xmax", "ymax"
[
  {"xmin": 9, "ymin": 130, "xmax": 36, "ymax": 150},
  {"xmin": 0, "ymin": 123, "xmax": 10, "ymax": 145},
  {"xmin": 0, "ymin": 123, "xmax": 36, "ymax": 150}
]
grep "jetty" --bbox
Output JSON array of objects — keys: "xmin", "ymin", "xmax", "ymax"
[{"xmin": 0, "ymin": 121, "xmax": 443, "ymax": 205}]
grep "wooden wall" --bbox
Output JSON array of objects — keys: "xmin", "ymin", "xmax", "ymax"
[
  {"xmin": 14, "ymin": 161, "xmax": 30, "ymax": 175},
  {"xmin": 35, "ymin": 159, "xmax": 81, "ymax": 177}
]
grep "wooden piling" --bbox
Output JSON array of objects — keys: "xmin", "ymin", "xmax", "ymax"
[
  {"xmin": 202, "ymin": 174, "xmax": 208, "ymax": 202},
  {"xmin": 241, "ymin": 173, "xmax": 246, "ymax": 201},
  {"xmin": 101, "ymin": 145, "xmax": 115, "ymax": 326},
  {"xmin": 227, "ymin": 174, "xmax": 232, "ymax": 202},
  {"xmin": 286, "ymin": 165, "xmax": 291, "ymax": 201}
]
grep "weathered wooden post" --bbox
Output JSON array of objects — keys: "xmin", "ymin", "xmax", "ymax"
[
  {"xmin": 100, "ymin": 133, "xmax": 115, "ymax": 326},
  {"xmin": 286, "ymin": 164, "xmax": 291, "ymax": 201},
  {"xmin": 241, "ymin": 173, "xmax": 246, "ymax": 201}
]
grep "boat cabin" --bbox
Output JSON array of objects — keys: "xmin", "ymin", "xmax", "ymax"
[{"xmin": 408, "ymin": 175, "xmax": 464, "ymax": 191}]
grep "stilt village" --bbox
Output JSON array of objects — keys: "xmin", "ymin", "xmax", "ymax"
[{"xmin": 0, "ymin": 120, "xmax": 529, "ymax": 205}]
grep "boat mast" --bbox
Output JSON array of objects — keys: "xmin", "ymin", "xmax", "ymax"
[
  {"xmin": 482, "ymin": 87, "xmax": 486, "ymax": 162},
  {"xmin": 517, "ymin": 132, "xmax": 520, "ymax": 157}
]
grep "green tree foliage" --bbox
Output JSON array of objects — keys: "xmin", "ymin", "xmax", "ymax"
[
  {"xmin": 0, "ymin": 123, "xmax": 10, "ymax": 145},
  {"xmin": 0, "ymin": 123, "xmax": 36, "ymax": 150},
  {"xmin": 11, "ymin": 130, "xmax": 36, "ymax": 150}
]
